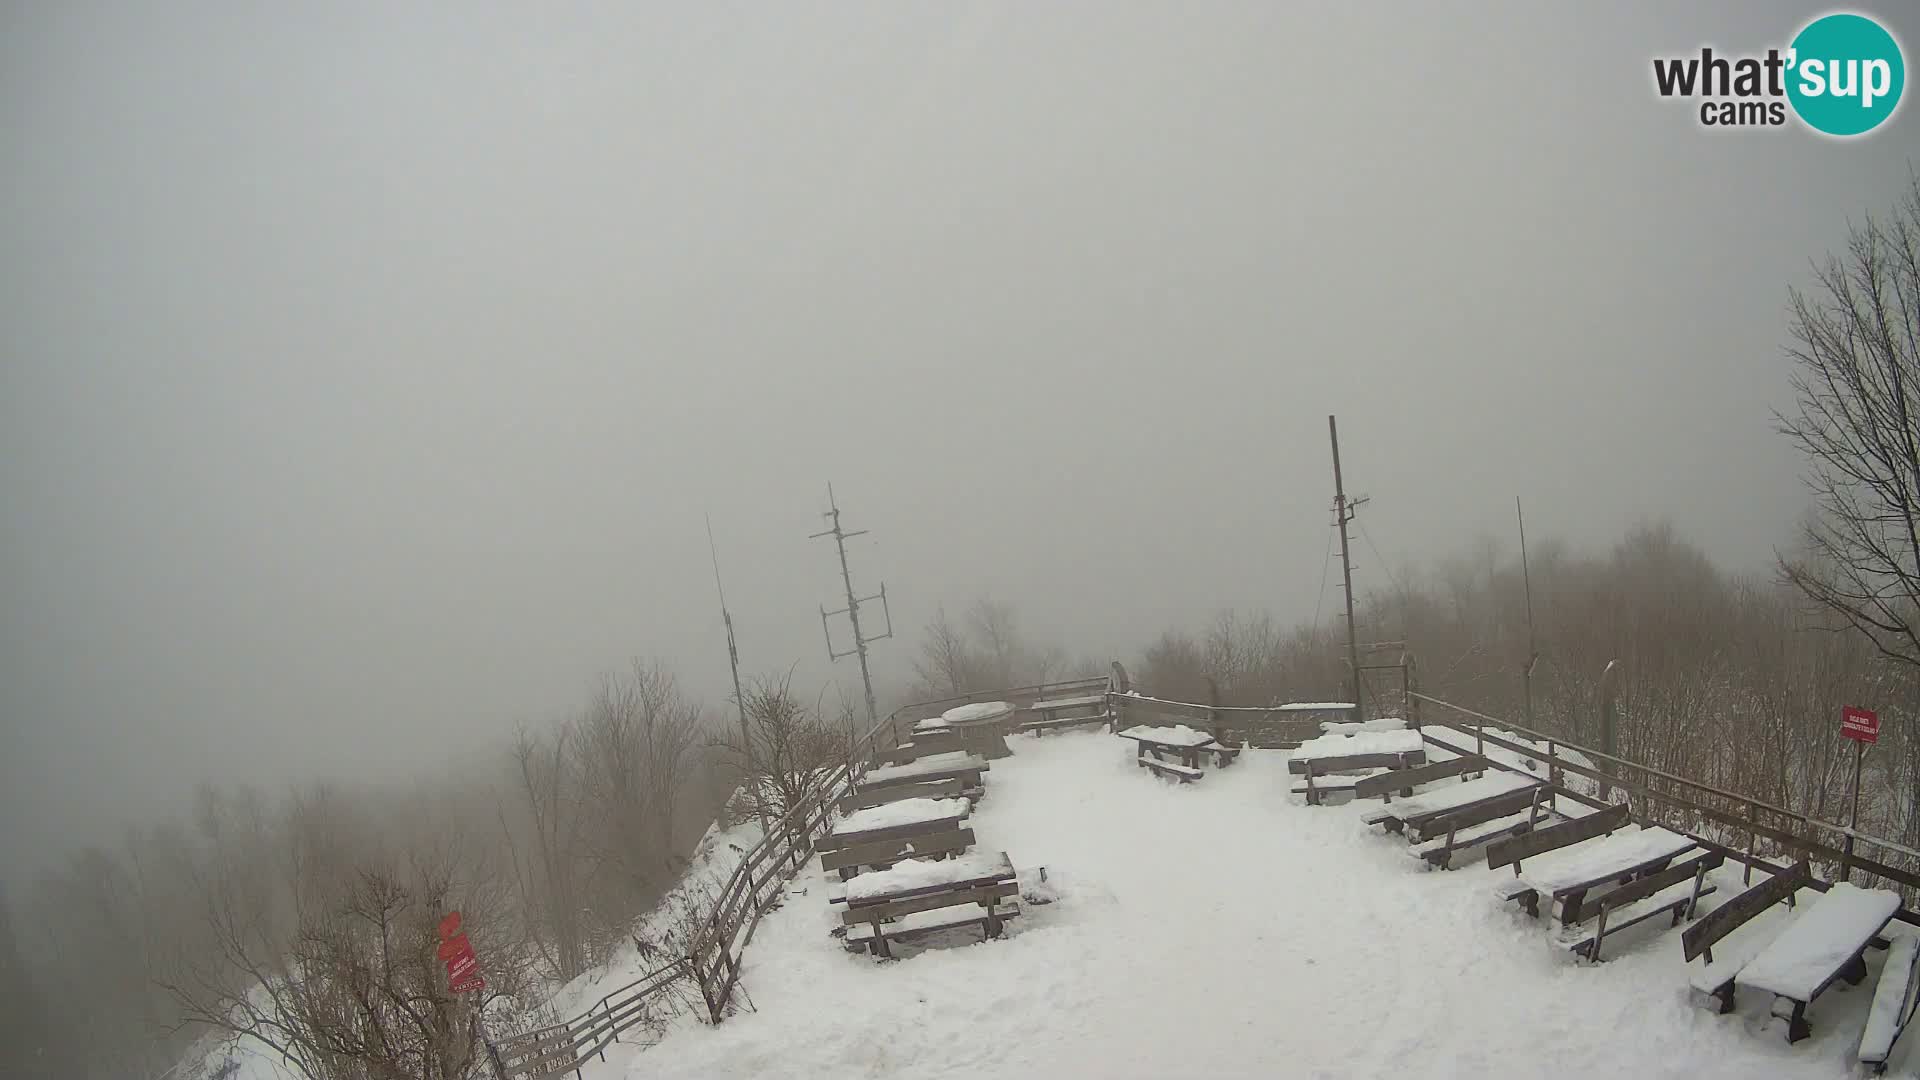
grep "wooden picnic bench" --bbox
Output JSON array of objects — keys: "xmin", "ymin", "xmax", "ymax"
[
  {"xmin": 879, "ymin": 729, "xmax": 964, "ymax": 765},
  {"xmin": 1021, "ymin": 693, "xmax": 1110, "ymax": 735},
  {"xmin": 839, "ymin": 850, "xmax": 1021, "ymax": 958},
  {"xmin": 819, "ymin": 797, "xmax": 969, "ymax": 860},
  {"xmin": 1289, "ymin": 728, "xmax": 1428, "ymax": 805},
  {"xmin": 859, "ymin": 752, "xmax": 989, "ymax": 797},
  {"xmin": 1860, "ymin": 933, "xmax": 1919, "ymax": 1073},
  {"xmin": 1490, "ymin": 816, "xmax": 1699, "ymax": 927},
  {"xmin": 1561, "ymin": 849, "xmax": 1722, "ymax": 962},
  {"xmin": 819, "ymin": 825, "xmax": 977, "ymax": 881},
  {"xmin": 838, "ymin": 776, "xmax": 968, "ymax": 814},
  {"xmin": 1118, "ymin": 724, "xmax": 1228, "ymax": 783},
  {"xmin": 1682, "ymin": 860, "xmax": 1810, "ymax": 1012},
  {"xmin": 1353, "ymin": 754, "xmax": 1486, "ymax": 802},
  {"xmin": 1364, "ymin": 770, "xmax": 1543, "ymax": 838},
  {"xmin": 1691, "ymin": 876, "xmax": 1901, "ymax": 1043}
]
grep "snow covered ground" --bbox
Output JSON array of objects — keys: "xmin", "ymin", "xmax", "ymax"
[{"xmin": 604, "ymin": 729, "xmax": 1916, "ymax": 1080}]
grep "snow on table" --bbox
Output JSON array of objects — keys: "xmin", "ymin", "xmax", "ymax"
[
  {"xmin": 1736, "ymin": 882, "xmax": 1901, "ymax": 1001},
  {"xmin": 844, "ymin": 850, "xmax": 1013, "ymax": 903},
  {"xmin": 1276, "ymin": 701, "xmax": 1356, "ymax": 711},
  {"xmin": 942, "ymin": 700, "xmax": 1014, "ymax": 724},
  {"xmin": 862, "ymin": 752, "xmax": 987, "ymax": 786},
  {"xmin": 834, "ymin": 797, "xmax": 966, "ymax": 835},
  {"xmin": 1516, "ymin": 826, "xmax": 1696, "ymax": 895},
  {"xmin": 912, "ymin": 716, "xmax": 952, "ymax": 731},
  {"xmin": 1116, "ymin": 724, "xmax": 1216, "ymax": 748},
  {"xmin": 1292, "ymin": 727, "xmax": 1424, "ymax": 759},
  {"xmin": 1381, "ymin": 769, "xmax": 1539, "ymax": 820}
]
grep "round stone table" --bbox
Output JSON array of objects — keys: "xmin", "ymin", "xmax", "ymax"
[{"xmin": 939, "ymin": 700, "xmax": 1015, "ymax": 760}]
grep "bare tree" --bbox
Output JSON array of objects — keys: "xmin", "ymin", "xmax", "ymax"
[{"xmin": 1778, "ymin": 173, "xmax": 1920, "ymax": 669}]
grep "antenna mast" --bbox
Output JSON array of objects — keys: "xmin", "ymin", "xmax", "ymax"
[
  {"xmin": 811, "ymin": 485, "xmax": 892, "ymax": 729},
  {"xmin": 1328, "ymin": 416, "xmax": 1368, "ymax": 719},
  {"xmin": 706, "ymin": 515, "xmax": 766, "ymax": 835}
]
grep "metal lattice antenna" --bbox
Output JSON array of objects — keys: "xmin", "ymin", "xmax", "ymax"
[{"xmin": 810, "ymin": 484, "xmax": 892, "ymax": 729}]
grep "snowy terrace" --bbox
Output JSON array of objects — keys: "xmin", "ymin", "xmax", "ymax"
[{"xmin": 574, "ymin": 729, "xmax": 1914, "ymax": 1080}]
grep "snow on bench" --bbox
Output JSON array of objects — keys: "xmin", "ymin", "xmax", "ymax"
[
  {"xmin": 1860, "ymin": 934, "xmax": 1919, "ymax": 1073},
  {"xmin": 1410, "ymin": 806, "xmax": 1546, "ymax": 869},
  {"xmin": 1117, "ymin": 724, "xmax": 1216, "ymax": 747},
  {"xmin": 1291, "ymin": 727, "xmax": 1424, "ymax": 760},
  {"xmin": 1511, "ymin": 826, "xmax": 1697, "ymax": 924},
  {"xmin": 861, "ymin": 752, "xmax": 988, "ymax": 788},
  {"xmin": 1735, "ymin": 882, "xmax": 1901, "ymax": 1042},
  {"xmin": 842, "ymin": 900, "xmax": 1020, "ymax": 949},
  {"xmin": 1371, "ymin": 770, "xmax": 1541, "ymax": 832},
  {"xmin": 844, "ymin": 850, "xmax": 1015, "ymax": 903},
  {"xmin": 1559, "ymin": 851, "xmax": 1722, "ymax": 962},
  {"xmin": 1275, "ymin": 701, "xmax": 1356, "ymax": 711},
  {"xmin": 1140, "ymin": 757, "xmax": 1204, "ymax": 783},
  {"xmin": 833, "ymin": 797, "xmax": 966, "ymax": 836}
]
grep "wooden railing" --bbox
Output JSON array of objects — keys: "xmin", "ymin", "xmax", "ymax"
[
  {"xmin": 1110, "ymin": 690, "xmax": 1355, "ymax": 749},
  {"xmin": 1409, "ymin": 692, "xmax": 1920, "ymax": 926},
  {"xmin": 493, "ymin": 680, "xmax": 1099, "ymax": 1077}
]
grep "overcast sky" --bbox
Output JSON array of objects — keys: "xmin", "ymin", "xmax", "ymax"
[{"xmin": 4, "ymin": 1, "xmax": 1916, "ymax": 872}]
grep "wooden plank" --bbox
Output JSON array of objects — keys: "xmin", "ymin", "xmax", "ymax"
[
  {"xmin": 1354, "ymin": 754, "xmax": 1485, "ymax": 799},
  {"xmin": 1681, "ymin": 860, "xmax": 1810, "ymax": 963},
  {"xmin": 1598, "ymin": 850, "xmax": 1724, "ymax": 914},
  {"xmin": 819, "ymin": 827, "xmax": 975, "ymax": 874},
  {"xmin": 841, "ymin": 880, "xmax": 1019, "ymax": 925},
  {"xmin": 1485, "ymin": 802, "xmax": 1629, "ymax": 871},
  {"xmin": 817, "ymin": 812, "xmax": 967, "ymax": 852},
  {"xmin": 838, "ymin": 777, "xmax": 964, "ymax": 812},
  {"xmin": 1419, "ymin": 785, "xmax": 1548, "ymax": 842},
  {"xmin": 880, "ymin": 733, "xmax": 964, "ymax": 765},
  {"xmin": 1288, "ymin": 751, "xmax": 1425, "ymax": 776},
  {"xmin": 1140, "ymin": 757, "xmax": 1202, "ymax": 782},
  {"xmin": 846, "ymin": 904, "xmax": 1021, "ymax": 944},
  {"xmin": 1859, "ymin": 934, "xmax": 1918, "ymax": 1069}
]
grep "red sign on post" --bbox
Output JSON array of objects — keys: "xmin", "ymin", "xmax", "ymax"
[
  {"xmin": 438, "ymin": 911, "xmax": 484, "ymax": 994},
  {"xmin": 1841, "ymin": 705, "xmax": 1879, "ymax": 743}
]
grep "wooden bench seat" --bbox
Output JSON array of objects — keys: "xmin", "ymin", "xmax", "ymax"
[
  {"xmin": 1683, "ymin": 860, "xmax": 1810, "ymax": 1014},
  {"xmin": 1411, "ymin": 806, "xmax": 1550, "ymax": 870},
  {"xmin": 843, "ymin": 901, "xmax": 1021, "ymax": 951},
  {"xmin": 819, "ymin": 827, "xmax": 976, "ymax": 881},
  {"xmin": 1860, "ymin": 934, "xmax": 1919, "ymax": 1073},
  {"xmin": 1353, "ymin": 754, "xmax": 1486, "ymax": 802},
  {"xmin": 1415, "ymin": 785, "xmax": 1548, "ymax": 847},
  {"xmin": 1140, "ymin": 756, "xmax": 1203, "ymax": 783},
  {"xmin": 1562, "ymin": 851, "xmax": 1722, "ymax": 962},
  {"xmin": 1021, "ymin": 714, "xmax": 1108, "ymax": 734},
  {"xmin": 838, "ymin": 777, "xmax": 966, "ymax": 814}
]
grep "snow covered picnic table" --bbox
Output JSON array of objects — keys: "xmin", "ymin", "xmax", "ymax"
[
  {"xmin": 1733, "ymin": 882, "xmax": 1901, "ymax": 1042},
  {"xmin": 1118, "ymin": 724, "xmax": 1236, "ymax": 781},
  {"xmin": 860, "ymin": 751, "xmax": 990, "ymax": 791},
  {"xmin": 1289, "ymin": 727, "xmax": 1424, "ymax": 764},
  {"xmin": 1510, "ymin": 825, "xmax": 1698, "ymax": 926},
  {"xmin": 837, "ymin": 850, "xmax": 1021, "ymax": 958}
]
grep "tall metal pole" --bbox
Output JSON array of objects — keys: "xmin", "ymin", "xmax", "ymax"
[
  {"xmin": 1328, "ymin": 416, "xmax": 1363, "ymax": 720},
  {"xmin": 706, "ymin": 515, "xmax": 768, "ymax": 837},
  {"xmin": 1517, "ymin": 496, "xmax": 1538, "ymax": 729},
  {"xmin": 812, "ymin": 485, "xmax": 891, "ymax": 730}
]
